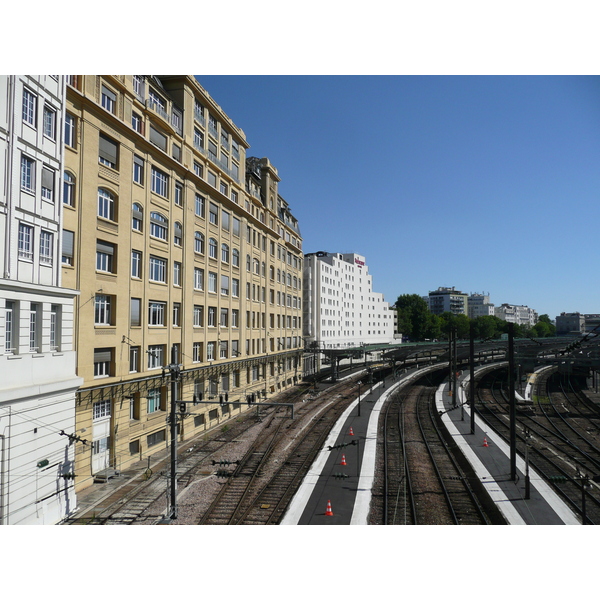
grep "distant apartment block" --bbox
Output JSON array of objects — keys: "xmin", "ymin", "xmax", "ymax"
[
  {"xmin": 467, "ymin": 293, "xmax": 495, "ymax": 318},
  {"xmin": 495, "ymin": 303, "xmax": 538, "ymax": 327},
  {"xmin": 425, "ymin": 286, "xmax": 468, "ymax": 316}
]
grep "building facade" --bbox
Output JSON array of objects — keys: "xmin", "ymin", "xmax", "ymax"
[
  {"xmin": 556, "ymin": 312, "xmax": 585, "ymax": 335},
  {"xmin": 495, "ymin": 303, "xmax": 538, "ymax": 327},
  {"xmin": 303, "ymin": 251, "xmax": 394, "ymax": 358},
  {"xmin": 0, "ymin": 76, "xmax": 83, "ymax": 524},
  {"xmin": 467, "ymin": 293, "xmax": 495, "ymax": 319},
  {"xmin": 426, "ymin": 286, "xmax": 468, "ymax": 316},
  {"xmin": 61, "ymin": 76, "xmax": 303, "ymax": 491}
]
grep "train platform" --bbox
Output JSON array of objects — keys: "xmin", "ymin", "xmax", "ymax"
[
  {"xmin": 440, "ymin": 375, "xmax": 580, "ymax": 525},
  {"xmin": 282, "ymin": 367, "xmax": 428, "ymax": 525},
  {"xmin": 281, "ymin": 365, "xmax": 582, "ymax": 525}
]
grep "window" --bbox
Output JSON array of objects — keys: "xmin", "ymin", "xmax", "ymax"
[
  {"xmin": 194, "ymin": 162, "xmax": 203, "ymax": 178},
  {"xmin": 22, "ymin": 89, "xmax": 36, "ymax": 126},
  {"xmin": 209, "ymin": 202, "xmax": 218, "ymax": 225},
  {"xmin": 221, "ymin": 275, "xmax": 229, "ymax": 296},
  {"xmin": 101, "ymin": 85, "xmax": 116, "ymax": 113},
  {"xmin": 41, "ymin": 167, "xmax": 54, "ymax": 201},
  {"xmin": 193, "ymin": 305, "xmax": 203, "ymax": 327},
  {"xmin": 232, "ymin": 249, "xmax": 240, "ymax": 267},
  {"xmin": 220, "ymin": 340, "xmax": 228, "ymax": 359},
  {"xmin": 150, "ymin": 211, "xmax": 168, "ymax": 240},
  {"xmin": 133, "ymin": 75, "xmax": 144, "ymax": 98},
  {"xmin": 149, "ymin": 255, "xmax": 167, "ymax": 283},
  {"xmin": 132, "ymin": 203, "xmax": 143, "ymax": 231},
  {"xmin": 5, "ymin": 301, "xmax": 14, "ymax": 353},
  {"xmin": 208, "ymin": 307, "xmax": 216, "ymax": 327},
  {"xmin": 208, "ymin": 140, "xmax": 217, "ymax": 162},
  {"xmin": 20, "ymin": 155, "xmax": 35, "ymax": 192},
  {"xmin": 175, "ymin": 182, "xmax": 183, "ymax": 206},
  {"xmin": 193, "ymin": 342, "xmax": 202, "ymax": 363},
  {"xmin": 149, "ymin": 125, "xmax": 167, "ymax": 151},
  {"xmin": 39, "ymin": 230, "xmax": 53, "ymax": 265},
  {"xmin": 147, "ymin": 429, "xmax": 165, "ymax": 447},
  {"xmin": 129, "ymin": 346, "xmax": 140, "ymax": 373},
  {"xmin": 194, "ymin": 98, "xmax": 204, "ymax": 121},
  {"xmin": 147, "ymin": 388, "xmax": 162, "ymax": 413},
  {"xmin": 173, "ymin": 261, "xmax": 181, "ymax": 286},
  {"xmin": 148, "ymin": 301, "xmax": 166, "ymax": 326},
  {"xmin": 95, "ymin": 295, "xmax": 112, "ymax": 325},
  {"xmin": 132, "ymin": 111, "xmax": 143, "ymax": 134},
  {"xmin": 195, "ymin": 194, "xmax": 205, "ymax": 218},
  {"xmin": 131, "ymin": 250, "xmax": 142, "ymax": 278},
  {"xmin": 232, "ymin": 309, "xmax": 239, "ymax": 328},
  {"xmin": 220, "ymin": 181, "xmax": 228, "ymax": 196},
  {"xmin": 62, "ymin": 229, "xmax": 74, "ymax": 265},
  {"xmin": 51, "ymin": 305, "xmax": 61, "ymax": 351},
  {"xmin": 194, "ymin": 231, "xmax": 204, "ymax": 254},
  {"xmin": 220, "ymin": 308, "xmax": 228, "ymax": 327},
  {"xmin": 207, "ymin": 341, "xmax": 215, "ymax": 361},
  {"xmin": 172, "ymin": 143, "xmax": 181, "ymax": 162},
  {"xmin": 148, "ymin": 346, "xmax": 164, "ymax": 370},
  {"xmin": 94, "ymin": 348, "xmax": 112, "ymax": 378},
  {"xmin": 133, "ymin": 155, "xmax": 144, "ymax": 184},
  {"xmin": 194, "ymin": 267, "xmax": 204, "ymax": 290},
  {"xmin": 232, "ymin": 216, "xmax": 240, "ymax": 237},
  {"xmin": 93, "ymin": 399, "xmax": 111, "ymax": 420},
  {"xmin": 99, "ymin": 134, "xmax": 118, "ymax": 169},
  {"xmin": 98, "ymin": 188, "xmax": 115, "ymax": 221},
  {"xmin": 63, "ymin": 171, "xmax": 75, "ymax": 206},
  {"xmin": 148, "ymin": 89, "xmax": 166, "ymax": 114},
  {"xmin": 43, "ymin": 105, "xmax": 56, "ymax": 139},
  {"xmin": 194, "ymin": 128, "xmax": 204, "ymax": 150},
  {"xmin": 96, "ymin": 241, "xmax": 115, "ymax": 273},
  {"xmin": 65, "ymin": 113, "xmax": 76, "ymax": 148},
  {"xmin": 29, "ymin": 303, "xmax": 40, "ymax": 352},
  {"xmin": 174, "ymin": 222, "xmax": 182, "ymax": 246},
  {"xmin": 208, "ymin": 271, "xmax": 217, "ymax": 293},
  {"xmin": 92, "ymin": 437, "xmax": 110, "ymax": 455},
  {"xmin": 221, "ymin": 243, "xmax": 229, "ymax": 263},
  {"xmin": 232, "ymin": 278, "xmax": 239, "ymax": 297},
  {"xmin": 151, "ymin": 167, "xmax": 168, "ymax": 197},
  {"xmin": 18, "ymin": 223, "xmax": 33, "ymax": 260},
  {"xmin": 130, "ymin": 298, "xmax": 141, "ymax": 327},
  {"xmin": 208, "ymin": 238, "xmax": 217, "ymax": 259}
]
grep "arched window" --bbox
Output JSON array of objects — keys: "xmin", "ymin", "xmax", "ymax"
[
  {"xmin": 209, "ymin": 237, "xmax": 218, "ymax": 259},
  {"xmin": 150, "ymin": 211, "xmax": 168, "ymax": 240},
  {"xmin": 253, "ymin": 258, "xmax": 260, "ymax": 274},
  {"xmin": 246, "ymin": 254, "xmax": 251, "ymax": 271},
  {"xmin": 98, "ymin": 188, "xmax": 116, "ymax": 221},
  {"xmin": 132, "ymin": 203, "xmax": 143, "ymax": 231},
  {"xmin": 194, "ymin": 231, "xmax": 204, "ymax": 254},
  {"xmin": 63, "ymin": 171, "xmax": 75, "ymax": 207},
  {"xmin": 221, "ymin": 243, "xmax": 229, "ymax": 263},
  {"xmin": 232, "ymin": 248, "xmax": 240, "ymax": 267}
]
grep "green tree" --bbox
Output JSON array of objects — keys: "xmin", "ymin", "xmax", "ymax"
[
  {"xmin": 439, "ymin": 312, "xmax": 471, "ymax": 339},
  {"xmin": 395, "ymin": 294, "xmax": 433, "ymax": 341}
]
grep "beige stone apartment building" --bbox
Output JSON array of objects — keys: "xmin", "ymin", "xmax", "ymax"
[{"xmin": 61, "ymin": 76, "xmax": 304, "ymax": 491}]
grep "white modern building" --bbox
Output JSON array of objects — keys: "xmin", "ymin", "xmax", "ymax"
[
  {"xmin": 0, "ymin": 76, "xmax": 82, "ymax": 524},
  {"xmin": 495, "ymin": 303, "xmax": 538, "ymax": 327},
  {"xmin": 303, "ymin": 251, "xmax": 395, "ymax": 357},
  {"xmin": 468, "ymin": 293, "xmax": 495, "ymax": 318}
]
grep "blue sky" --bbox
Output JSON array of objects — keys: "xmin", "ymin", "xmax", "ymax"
[{"xmin": 198, "ymin": 75, "xmax": 600, "ymax": 320}]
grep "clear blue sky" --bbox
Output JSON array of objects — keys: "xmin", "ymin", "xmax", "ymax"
[{"xmin": 198, "ymin": 75, "xmax": 600, "ymax": 320}]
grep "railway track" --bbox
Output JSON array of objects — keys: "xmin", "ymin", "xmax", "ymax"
[
  {"xmin": 373, "ymin": 371, "xmax": 490, "ymax": 525},
  {"xmin": 197, "ymin": 377, "xmax": 362, "ymax": 524},
  {"xmin": 475, "ymin": 368, "xmax": 600, "ymax": 524}
]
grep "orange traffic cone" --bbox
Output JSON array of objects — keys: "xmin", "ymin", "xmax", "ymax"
[
  {"xmin": 325, "ymin": 500, "xmax": 334, "ymax": 516},
  {"xmin": 349, "ymin": 427, "xmax": 354, "ymax": 436},
  {"xmin": 483, "ymin": 436, "xmax": 489, "ymax": 447},
  {"xmin": 340, "ymin": 454, "xmax": 347, "ymax": 466}
]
